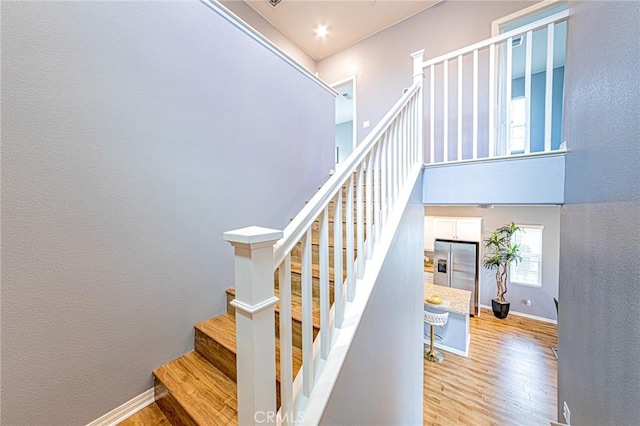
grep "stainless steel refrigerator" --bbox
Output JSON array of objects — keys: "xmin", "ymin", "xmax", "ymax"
[{"xmin": 434, "ymin": 239, "xmax": 479, "ymax": 316}]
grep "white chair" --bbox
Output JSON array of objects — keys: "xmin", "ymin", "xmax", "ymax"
[{"xmin": 424, "ymin": 310, "xmax": 449, "ymax": 363}]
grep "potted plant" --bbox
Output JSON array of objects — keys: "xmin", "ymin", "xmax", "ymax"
[{"xmin": 482, "ymin": 222, "xmax": 522, "ymax": 319}]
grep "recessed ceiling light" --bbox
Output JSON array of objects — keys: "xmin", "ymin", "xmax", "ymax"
[{"xmin": 315, "ymin": 25, "xmax": 328, "ymax": 38}]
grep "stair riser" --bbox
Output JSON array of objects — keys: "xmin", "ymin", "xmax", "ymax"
[
  {"xmin": 195, "ymin": 329, "xmax": 236, "ymax": 382},
  {"xmin": 275, "ymin": 270, "xmax": 337, "ymax": 301},
  {"xmin": 154, "ymin": 378, "xmax": 197, "ymax": 426},
  {"xmin": 290, "ymin": 242, "xmax": 355, "ymax": 269},
  {"xmin": 194, "ymin": 328, "xmax": 288, "ymax": 408}
]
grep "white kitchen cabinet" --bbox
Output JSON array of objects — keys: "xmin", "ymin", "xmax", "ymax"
[
  {"xmin": 425, "ymin": 216, "xmax": 482, "ymax": 243},
  {"xmin": 424, "ymin": 216, "xmax": 435, "ymax": 250},
  {"xmin": 433, "ymin": 218, "xmax": 456, "ymax": 240}
]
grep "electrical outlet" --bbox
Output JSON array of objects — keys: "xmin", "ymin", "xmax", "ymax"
[
  {"xmin": 525, "ymin": 299, "xmax": 532, "ymax": 307},
  {"xmin": 563, "ymin": 401, "xmax": 571, "ymax": 425},
  {"xmin": 363, "ymin": 120, "xmax": 370, "ymax": 128}
]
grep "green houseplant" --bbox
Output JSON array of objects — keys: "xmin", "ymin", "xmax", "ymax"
[{"xmin": 482, "ymin": 222, "xmax": 522, "ymax": 319}]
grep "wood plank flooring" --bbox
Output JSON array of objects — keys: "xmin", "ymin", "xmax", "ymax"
[{"xmin": 424, "ymin": 308, "xmax": 558, "ymax": 426}]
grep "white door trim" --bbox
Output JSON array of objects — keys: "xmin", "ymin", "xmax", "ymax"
[{"xmin": 330, "ymin": 75, "xmax": 358, "ymax": 155}]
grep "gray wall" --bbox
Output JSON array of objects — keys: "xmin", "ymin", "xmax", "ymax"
[
  {"xmin": 321, "ymin": 180, "xmax": 424, "ymax": 425},
  {"xmin": 335, "ymin": 120, "xmax": 353, "ymax": 164},
  {"xmin": 219, "ymin": 0, "xmax": 317, "ymax": 72},
  {"xmin": 425, "ymin": 205, "xmax": 561, "ymax": 321},
  {"xmin": 1, "ymin": 2, "xmax": 334, "ymax": 424},
  {"xmin": 316, "ymin": 1, "xmax": 537, "ymax": 146},
  {"xmin": 558, "ymin": 1, "xmax": 640, "ymax": 424}
]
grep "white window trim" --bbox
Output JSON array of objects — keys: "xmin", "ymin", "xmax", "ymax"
[
  {"xmin": 511, "ymin": 224, "xmax": 544, "ymax": 287},
  {"xmin": 491, "ymin": 0, "xmax": 566, "ymax": 36}
]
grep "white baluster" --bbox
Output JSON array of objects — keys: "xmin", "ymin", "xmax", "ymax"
[
  {"xmin": 506, "ymin": 37, "xmax": 513, "ymax": 154},
  {"xmin": 300, "ymin": 229, "xmax": 314, "ymax": 396},
  {"xmin": 223, "ymin": 226, "xmax": 281, "ymax": 426},
  {"xmin": 473, "ymin": 49, "xmax": 479, "ymax": 160},
  {"xmin": 319, "ymin": 207, "xmax": 330, "ymax": 360},
  {"xmin": 411, "ymin": 49, "xmax": 425, "ymax": 165},
  {"xmin": 333, "ymin": 191, "xmax": 344, "ymax": 327},
  {"xmin": 443, "ymin": 59, "xmax": 449, "ymax": 162},
  {"xmin": 365, "ymin": 152, "xmax": 373, "ymax": 258},
  {"xmin": 430, "ymin": 64, "xmax": 435, "ymax": 163},
  {"xmin": 457, "ymin": 54, "xmax": 463, "ymax": 161},
  {"xmin": 356, "ymin": 164, "xmax": 365, "ymax": 279},
  {"xmin": 524, "ymin": 30, "xmax": 533, "ymax": 155},
  {"xmin": 380, "ymin": 133, "xmax": 388, "ymax": 226},
  {"xmin": 489, "ymin": 43, "xmax": 496, "ymax": 158},
  {"xmin": 277, "ymin": 255, "xmax": 293, "ymax": 424},
  {"xmin": 544, "ymin": 23, "xmax": 555, "ymax": 153},
  {"xmin": 346, "ymin": 174, "xmax": 355, "ymax": 302},
  {"xmin": 373, "ymin": 141, "xmax": 382, "ymax": 241}
]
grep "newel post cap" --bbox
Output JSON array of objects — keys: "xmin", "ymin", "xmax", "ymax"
[
  {"xmin": 410, "ymin": 49, "xmax": 425, "ymax": 60},
  {"xmin": 223, "ymin": 226, "xmax": 283, "ymax": 247}
]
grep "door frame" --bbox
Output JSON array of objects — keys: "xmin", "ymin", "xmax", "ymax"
[{"xmin": 330, "ymin": 75, "xmax": 357, "ymax": 164}]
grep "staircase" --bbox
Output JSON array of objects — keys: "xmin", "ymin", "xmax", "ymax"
[
  {"xmin": 116, "ymin": 62, "xmax": 423, "ymax": 424},
  {"xmin": 118, "ymin": 179, "xmax": 361, "ymax": 426}
]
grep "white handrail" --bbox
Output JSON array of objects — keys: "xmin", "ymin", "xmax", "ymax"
[
  {"xmin": 272, "ymin": 83, "xmax": 421, "ymax": 267},
  {"xmin": 422, "ymin": 10, "xmax": 569, "ymax": 68}
]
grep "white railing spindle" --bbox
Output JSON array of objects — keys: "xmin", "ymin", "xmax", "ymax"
[
  {"xmin": 489, "ymin": 43, "xmax": 495, "ymax": 157},
  {"xmin": 278, "ymin": 254, "xmax": 293, "ymax": 423},
  {"xmin": 544, "ymin": 22, "xmax": 555, "ymax": 153},
  {"xmin": 524, "ymin": 30, "xmax": 533, "ymax": 155},
  {"xmin": 506, "ymin": 37, "xmax": 513, "ymax": 155},
  {"xmin": 356, "ymin": 165, "xmax": 365, "ymax": 279},
  {"xmin": 443, "ymin": 59, "xmax": 449, "ymax": 162},
  {"xmin": 346, "ymin": 173, "xmax": 355, "ymax": 302},
  {"xmin": 380, "ymin": 133, "xmax": 388, "ymax": 226},
  {"xmin": 365, "ymin": 153, "xmax": 373, "ymax": 258},
  {"xmin": 373, "ymin": 142, "xmax": 382, "ymax": 241},
  {"xmin": 333, "ymin": 192, "xmax": 344, "ymax": 328},
  {"xmin": 301, "ymin": 228, "xmax": 314, "ymax": 396},
  {"xmin": 472, "ymin": 49, "xmax": 479, "ymax": 160},
  {"xmin": 430, "ymin": 64, "xmax": 435, "ymax": 163},
  {"xmin": 457, "ymin": 55, "xmax": 463, "ymax": 161},
  {"xmin": 319, "ymin": 207, "xmax": 330, "ymax": 360}
]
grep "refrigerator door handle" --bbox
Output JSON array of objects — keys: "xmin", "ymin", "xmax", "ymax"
[{"xmin": 448, "ymin": 252, "xmax": 453, "ymax": 287}]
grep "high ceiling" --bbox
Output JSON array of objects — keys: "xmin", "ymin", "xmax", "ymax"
[{"xmin": 243, "ymin": 0, "xmax": 441, "ymax": 61}]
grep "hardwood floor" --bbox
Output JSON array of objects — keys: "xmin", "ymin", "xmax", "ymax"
[{"xmin": 424, "ymin": 308, "xmax": 558, "ymax": 426}]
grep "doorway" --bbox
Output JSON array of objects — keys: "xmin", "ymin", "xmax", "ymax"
[{"xmin": 331, "ymin": 76, "xmax": 357, "ymax": 167}]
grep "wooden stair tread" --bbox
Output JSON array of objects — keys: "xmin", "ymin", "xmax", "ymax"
[
  {"xmin": 195, "ymin": 313, "xmax": 303, "ymax": 381},
  {"xmin": 153, "ymin": 351, "xmax": 237, "ymax": 425},
  {"xmin": 118, "ymin": 402, "xmax": 171, "ymax": 425}
]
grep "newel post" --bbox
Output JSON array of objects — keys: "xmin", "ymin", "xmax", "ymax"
[
  {"xmin": 411, "ymin": 49, "xmax": 425, "ymax": 163},
  {"xmin": 223, "ymin": 226, "xmax": 282, "ymax": 426}
]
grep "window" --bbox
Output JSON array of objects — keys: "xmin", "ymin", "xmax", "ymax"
[
  {"xmin": 511, "ymin": 225, "xmax": 543, "ymax": 287},
  {"xmin": 509, "ymin": 97, "xmax": 526, "ymax": 153}
]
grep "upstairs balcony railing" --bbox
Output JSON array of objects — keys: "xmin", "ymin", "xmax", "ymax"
[{"xmin": 420, "ymin": 10, "xmax": 570, "ymax": 164}]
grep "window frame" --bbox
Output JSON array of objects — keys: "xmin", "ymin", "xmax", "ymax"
[{"xmin": 511, "ymin": 224, "xmax": 544, "ymax": 287}]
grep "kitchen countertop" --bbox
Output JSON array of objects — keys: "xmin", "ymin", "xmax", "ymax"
[{"xmin": 424, "ymin": 283, "xmax": 471, "ymax": 316}]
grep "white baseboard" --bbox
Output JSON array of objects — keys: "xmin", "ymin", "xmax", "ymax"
[
  {"xmin": 480, "ymin": 304, "xmax": 557, "ymax": 324},
  {"xmin": 86, "ymin": 388, "xmax": 154, "ymax": 426}
]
